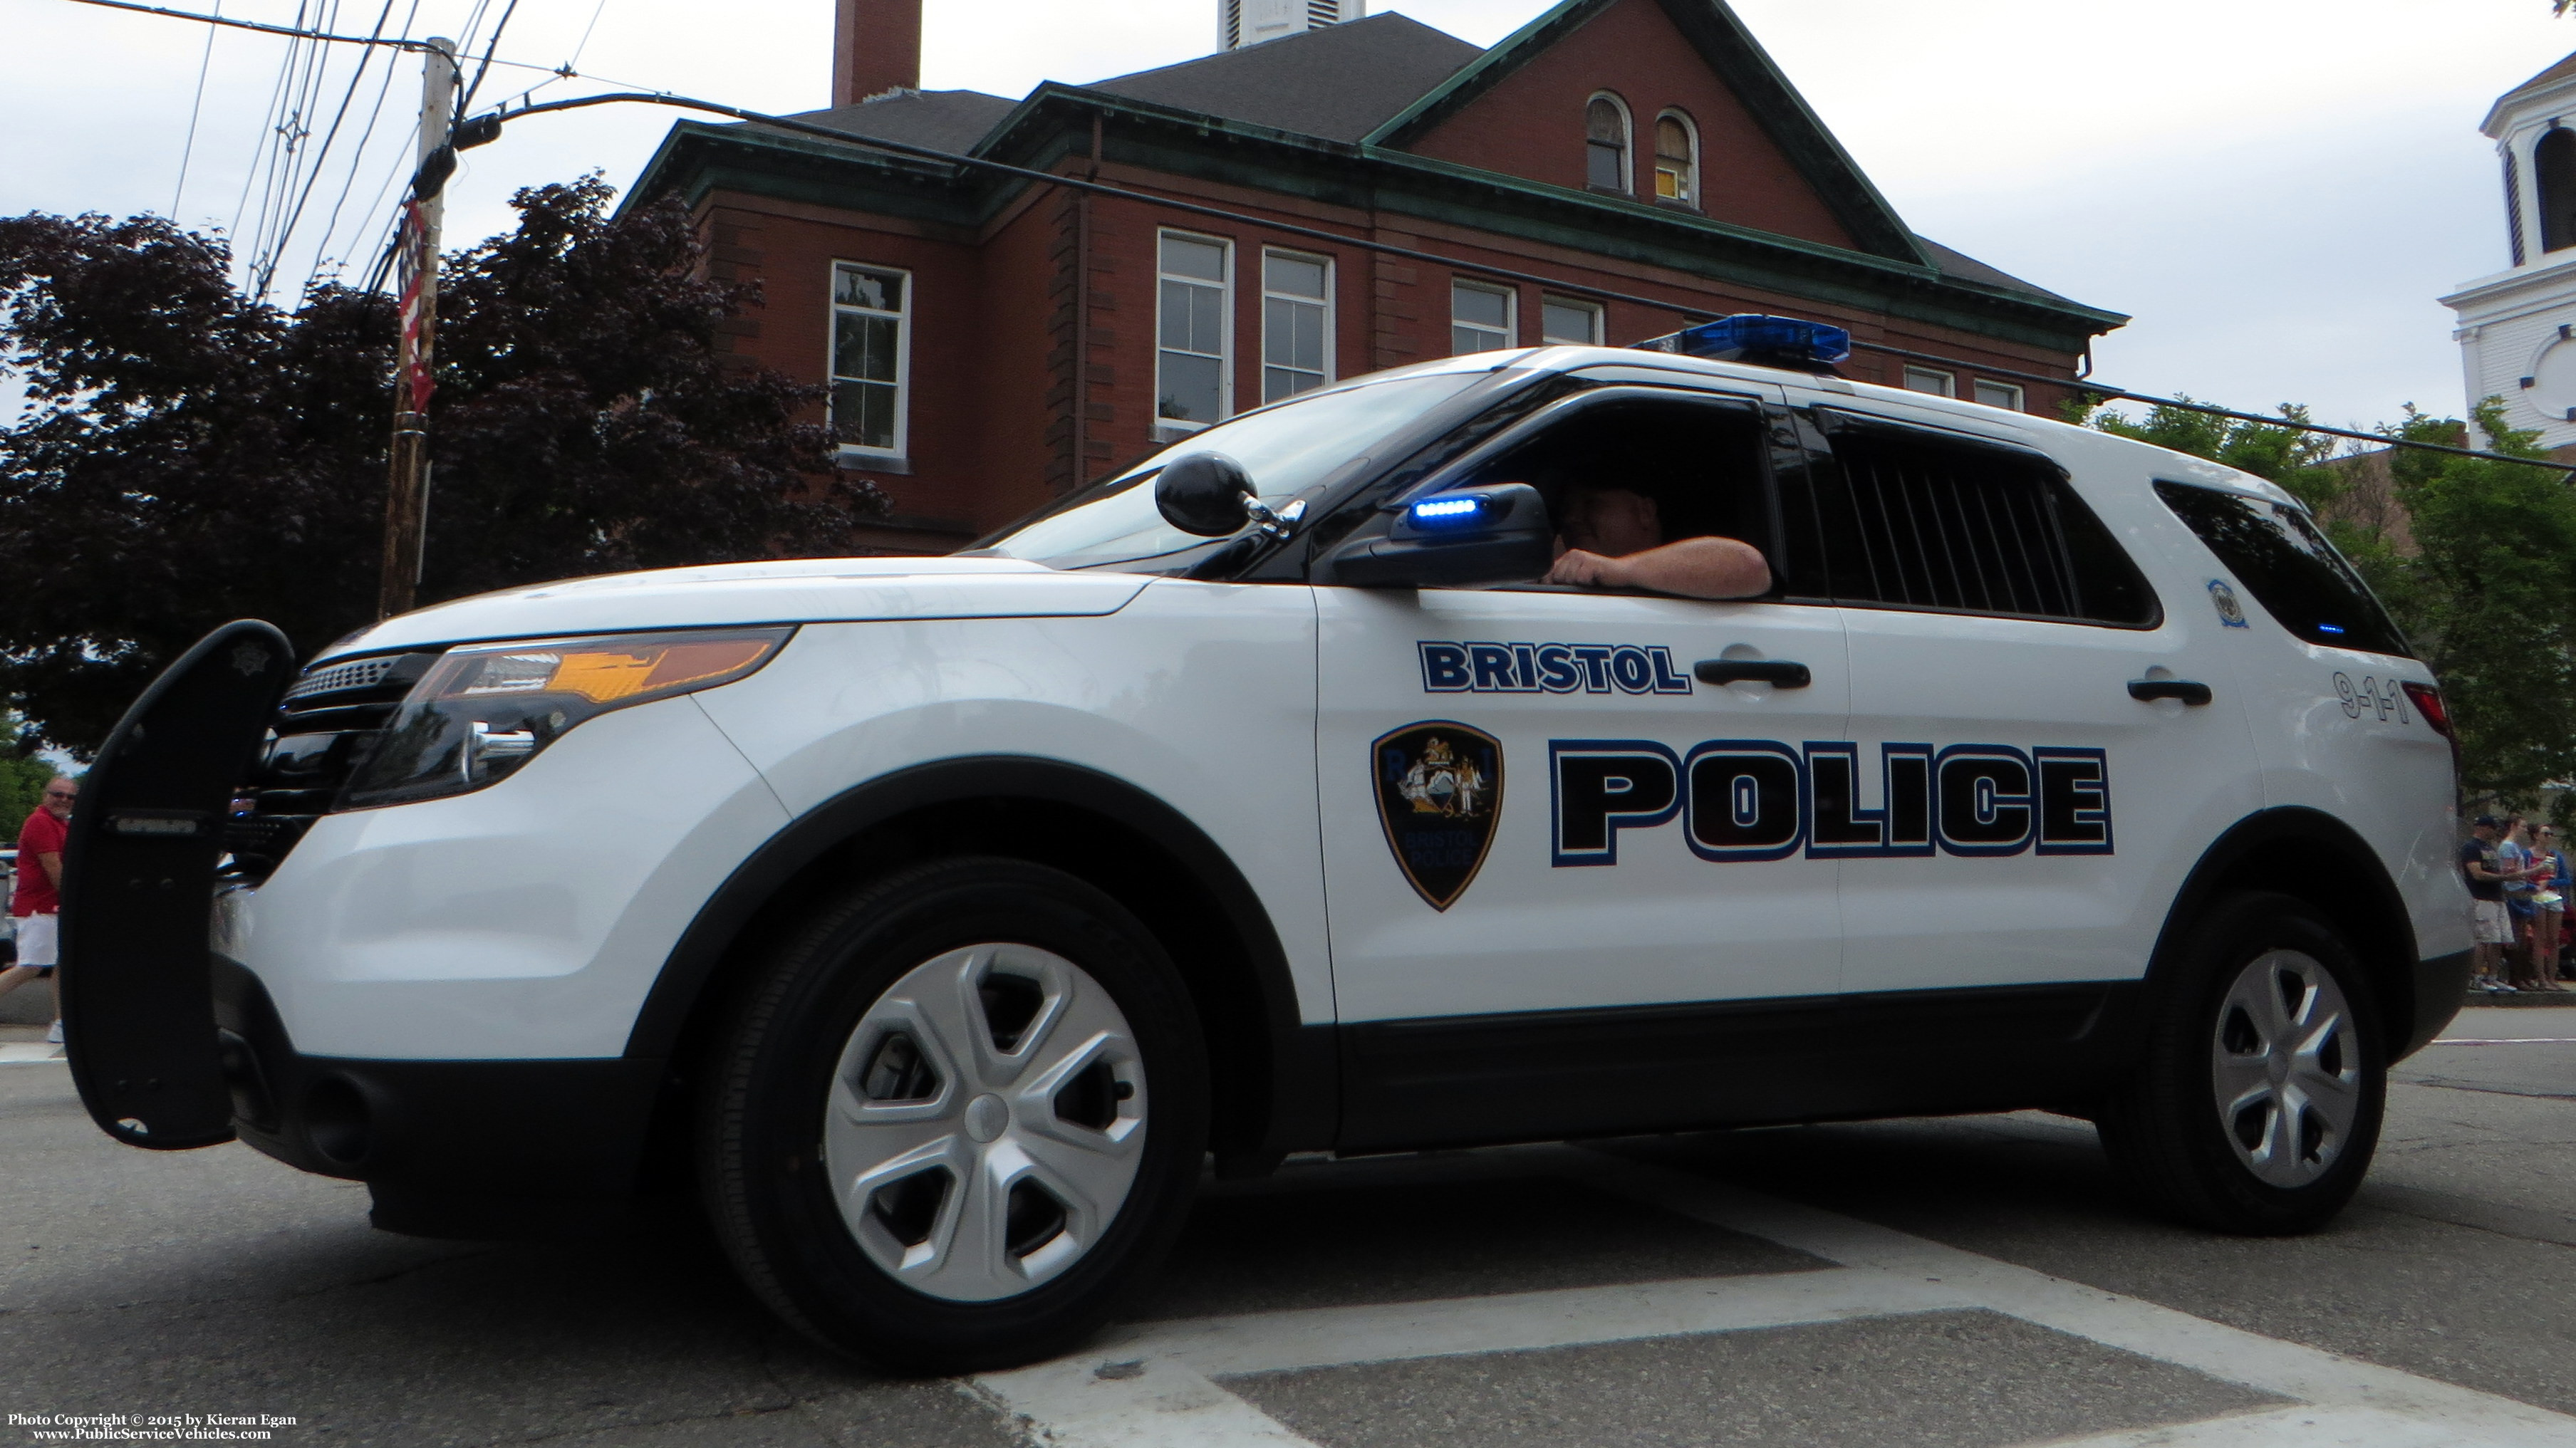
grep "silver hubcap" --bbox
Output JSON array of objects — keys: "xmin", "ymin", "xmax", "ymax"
[
  {"xmin": 2209, "ymin": 948, "xmax": 2362, "ymax": 1189},
  {"xmin": 822, "ymin": 944, "xmax": 1147, "ymax": 1302}
]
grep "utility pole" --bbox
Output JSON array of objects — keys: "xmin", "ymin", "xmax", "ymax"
[{"xmin": 377, "ymin": 35, "xmax": 457, "ymax": 620}]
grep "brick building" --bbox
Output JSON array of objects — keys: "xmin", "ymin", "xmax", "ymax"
[{"xmin": 630, "ymin": 0, "xmax": 2126, "ymax": 552}]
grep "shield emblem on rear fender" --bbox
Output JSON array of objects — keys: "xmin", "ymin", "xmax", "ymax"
[{"xmin": 1371, "ymin": 722, "xmax": 1503, "ymax": 912}]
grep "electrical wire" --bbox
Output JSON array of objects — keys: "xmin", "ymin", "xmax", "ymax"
[
  {"xmin": 457, "ymin": 0, "xmax": 519, "ymax": 112},
  {"xmin": 303, "ymin": 0, "xmax": 422, "ymax": 293},
  {"xmin": 168, "ymin": 0, "xmax": 222, "ymax": 219},
  {"xmin": 564, "ymin": 0, "xmax": 609, "ymax": 74},
  {"xmin": 242, "ymin": 1, "xmax": 328, "ymax": 297},
  {"xmin": 256, "ymin": 0, "xmax": 400, "ymax": 298},
  {"xmin": 225, "ymin": 5, "xmax": 303, "ymax": 251},
  {"xmin": 63, "ymin": 0, "xmax": 435, "ymax": 47}
]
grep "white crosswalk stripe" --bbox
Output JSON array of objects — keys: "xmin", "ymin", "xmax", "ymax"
[
  {"xmin": 966, "ymin": 1143, "xmax": 2576, "ymax": 1448},
  {"xmin": 0, "ymin": 1043, "xmax": 63, "ymax": 1064}
]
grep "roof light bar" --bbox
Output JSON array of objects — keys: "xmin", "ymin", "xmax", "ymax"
[{"xmin": 1631, "ymin": 313, "xmax": 1852, "ymax": 372}]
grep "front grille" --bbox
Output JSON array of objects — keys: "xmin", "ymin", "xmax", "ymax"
[{"xmin": 226, "ymin": 650, "xmax": 442, "ymax": 880}]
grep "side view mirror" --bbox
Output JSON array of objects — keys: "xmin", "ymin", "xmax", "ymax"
[
  {"xmin": 1155, "ymin": 452, "xmax": 1257, "ymax": 536},
  {"xmin": 1321, "ymin": 482, "xmax": 1554, "ymax": 588}
]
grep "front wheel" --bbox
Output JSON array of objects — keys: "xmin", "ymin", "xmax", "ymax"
[
  {"xmin": 2097, "ymin": 891, "xmax": 2385, "ymax": 1234},
  {"xmin": 699, "ymin": 857, "xmax": 1209, "ymax": 1372}
]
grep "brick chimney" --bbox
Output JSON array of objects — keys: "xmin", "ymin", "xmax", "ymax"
[{"xmin": 833, "ymin": 0, "xmax": 921, "ymax": 108}]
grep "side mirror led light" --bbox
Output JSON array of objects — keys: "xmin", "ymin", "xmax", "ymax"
[{"xmin": 1409, "ymin": 495, "xmax": 1490, "ymax": 526}]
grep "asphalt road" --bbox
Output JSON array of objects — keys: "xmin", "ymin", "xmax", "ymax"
[{"xmin": 3, "ymin": 1006, "xmax": 2573, "ymax": 1448}]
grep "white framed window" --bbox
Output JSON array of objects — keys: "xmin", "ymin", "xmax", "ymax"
[
  {"xmin": 1452, "ymin": 280, "xmax": 1515, "ymax": 355},
  {"xmin": 1653, "ymin": 111, "xmax": 1698, "ymax": 204},
  {"xmin": 1157, "ymin": 231, "xmax": 1232, "ymax": 431},
  {"xmin": 1541, "ymin": 296, "xmax": 1603, "ymax": 345},
  {"xmin": 829, "ymin": 263, "xmax": 911, "ymax": 457},
  {"xmin": 1585, "ymin": 93, "xmax": 1632, "ymax": 193},
  {"xmin": 1261, "ymin": 249, "xmax": 1332, "ymax": 404},
  {"xmin": 1901, "ymin": 366, "xmax": 1956, "ymax": 398},
  {"xmin": 1973, "ymin": 380, "xmax": 2025, "ymax": 412}
]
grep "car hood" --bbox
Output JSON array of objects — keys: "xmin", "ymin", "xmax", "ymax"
[{"xmin": 315, "ymin": 556, "xmax": 1151, "ymax": 662}]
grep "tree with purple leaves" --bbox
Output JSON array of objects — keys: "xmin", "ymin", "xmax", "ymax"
[{"xmin": 0, "ymin": 176, "xmax": 879, "ymax": 755}]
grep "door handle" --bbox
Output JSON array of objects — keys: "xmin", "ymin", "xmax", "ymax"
[
  {"xmin": 1696, "ymin": 659, "xmax": 1812, "ymax": 689},
  {"xmin": 2127, "ymin": 678, "xmax": 2213, "ymax": 706}
]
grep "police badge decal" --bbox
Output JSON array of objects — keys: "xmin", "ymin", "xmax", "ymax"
[{"xmin": 1372, "ymin": 722, "xmax": 1503, "ymax": 910}]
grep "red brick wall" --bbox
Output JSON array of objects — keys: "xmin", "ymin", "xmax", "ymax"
[
  {"xmin": 1399, "ymin": 0, "xmax": 1857, "ymax": 252},
  {"xmin": 695, "ymin": 148, "xmax": 2080, "ymax": 554}
]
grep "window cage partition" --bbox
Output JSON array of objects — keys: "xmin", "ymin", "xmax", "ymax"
[{"xmin": 1780, "ymin": 413, "xmax": 2158, "ymax": 628}]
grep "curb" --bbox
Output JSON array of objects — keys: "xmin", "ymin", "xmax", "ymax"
[{"xmin": 2461, "ymin": 989, "xmax": 2576, "ymax": 1007}]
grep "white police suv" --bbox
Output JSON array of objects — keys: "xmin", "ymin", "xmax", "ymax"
[{"xmin": 61, "ymin": 316, "xmax": 2468, "ymax": 1373}]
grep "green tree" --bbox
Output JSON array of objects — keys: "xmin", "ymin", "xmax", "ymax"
[
  {"xmin": 0, "ymin": 741, "xmax": 59, "ymax": 836},
  {"xmin": 2081, "ymin": 396, "xmax": 2346, "ymax": 509},
  {"xmin": 2082, "ymin": 395, "xmax": 2576, "ymax": 810},
  {"xmin": 2362, "ymin": 402, "xmax": 2576, "ymax": 808},
  {"xmin": 0, "ymin": 178, "xmax": 880, "ymax": 755}
]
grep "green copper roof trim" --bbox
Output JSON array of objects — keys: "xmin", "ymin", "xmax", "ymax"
[{"xmin": 1359, "ymin": 0, "xmax": 1927, "ymax": 266}]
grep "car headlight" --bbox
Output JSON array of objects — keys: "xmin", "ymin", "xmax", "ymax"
[{"xmin": 337, "ymin": 626, "xmax": 794, "ymax": 809}]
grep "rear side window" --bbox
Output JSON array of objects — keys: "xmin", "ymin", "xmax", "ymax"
[
  {"xmin": 2152, "ymin": 481, "xmax": 2412, "ymax": 657},
  {"xmin": 1779, "ymin": 412, "xmax": 2159, "ymax": 627}
]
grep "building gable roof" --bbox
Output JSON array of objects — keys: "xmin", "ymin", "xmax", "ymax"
[
  {"xmin": 769, "ymin": 88, "xmax": 1020, "ymax": 155},
  {"xmin": 1091, "ymin": 14, "xmax": 1484, "ymax": 145},
  {"xmin": 1364, "ymin": 0, "xmax": 1924, "ymax": 266},
  {"xmin": 2485, "ymin": 48, "xmax": 2576, "ymax": 136}
]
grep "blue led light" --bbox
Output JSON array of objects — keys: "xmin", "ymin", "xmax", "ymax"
[
  {"xmin": 2317, "ymin": 623, "xmax": 2345, "ymax": 635},
  {"xmin": 1632, "ymin": 313, "xmax": 1852, "ymax": 368},
  {"xmin": 1411, "ymin": 495, "xmax": 1486, "ymax": 524}
]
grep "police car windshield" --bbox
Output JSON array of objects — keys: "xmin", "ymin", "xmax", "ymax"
[{"xmin": 981, "ymin": 373, "xmax": 1490, "ymax": 571}]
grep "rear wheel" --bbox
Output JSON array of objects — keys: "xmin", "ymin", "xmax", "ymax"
[
  {"xmin": 2097, "ymin": 891, "xmax": 2384, "ymax": 1234},
  {"xmin": 700, "ymin": 857, "xmax": 1208, "ymax": 1371}
]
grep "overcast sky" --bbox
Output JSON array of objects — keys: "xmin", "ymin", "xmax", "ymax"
[{"xmin": 4, "ymin": 0, "xmax": 2573, "ymax": 432}]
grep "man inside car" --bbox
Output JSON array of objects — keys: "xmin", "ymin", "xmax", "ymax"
[{"xmin": 1544, "ymin": 484, "xmax": 1772, "ymax": 600}]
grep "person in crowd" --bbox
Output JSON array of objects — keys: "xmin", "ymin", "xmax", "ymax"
[
  {"xmin": 1546, "ymin": 485, "xmax": 1772, "ymax": 600},
  {"xmin": 2536, "ymin": 824, "xmax": 2572, "ymax": 990},
  {"xmin": 2462, "ymin": 814, "xmax": 2533, "ymax": 993},
  {"xmin": 0, "ymin": 776, "xmax": 76, "ymax": 1043},
  {"xmin": 2502, "ymin": 816, "xmax": 2545, "ymax": 991}
]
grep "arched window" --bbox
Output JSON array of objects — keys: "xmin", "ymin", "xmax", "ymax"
[
  {"xmin": 1586, "ymin": 94, "xmax": 1631, "ymax": 193},
  {"xmin": 2538, "ymin": 125, "xmax": 2576, "ymax": 254},
  {"xmin": 1653, "ymin": 111, "xmax": 1697, "ymax": 204}
]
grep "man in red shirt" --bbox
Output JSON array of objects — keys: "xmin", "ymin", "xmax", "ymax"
[{"xmin": 1, "ymin": 776, "xmax": 77, "ymax": 1044}]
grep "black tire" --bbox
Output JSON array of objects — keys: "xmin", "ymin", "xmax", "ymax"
[
  {"xmin": 699, "ymin": 856, "xmax": 1210, "ymax": 1372},
  {"xmin": 2097, "ymin": 890, "xmax": 2385, "ymax": 1234}
]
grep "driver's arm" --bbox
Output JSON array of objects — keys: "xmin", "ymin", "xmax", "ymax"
[{"xmin": 1547, "ymin": 536, "xmax": 1772, "ymax": 600}]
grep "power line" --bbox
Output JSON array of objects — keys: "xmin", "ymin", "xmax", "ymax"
[
  {"xmin": 256, "ymin": 0, "xmax": 400, "ymax": 299},
  {"xmin": 458, "ymin": 0, "xmax": 520, "ymax": 112},
  {"xmin": 58, "ymin": 0, "xmax": 615, "ymax": 76},
  {"xmin": 64, "ymin": 0, "xmax": 435, "ymax": 48},
  {"xmin": 475, "ymin": 88, "xmax": 2572, "ymax": 476},
  {"xmin": 225, "ymin": 6, "xmax": 302, "ymax": 252},
  {"xmin": 303, "ymin": 0, "xmax": 422, "ymax": 293},
  {"xmin": 168, "ymin": 0, "xmax": 222, "ymax": 219}
]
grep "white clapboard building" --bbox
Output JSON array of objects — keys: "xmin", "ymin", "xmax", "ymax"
[{"xmin": 2444, "ymin": 51, "xmax": 2576, "ymax": 449}]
